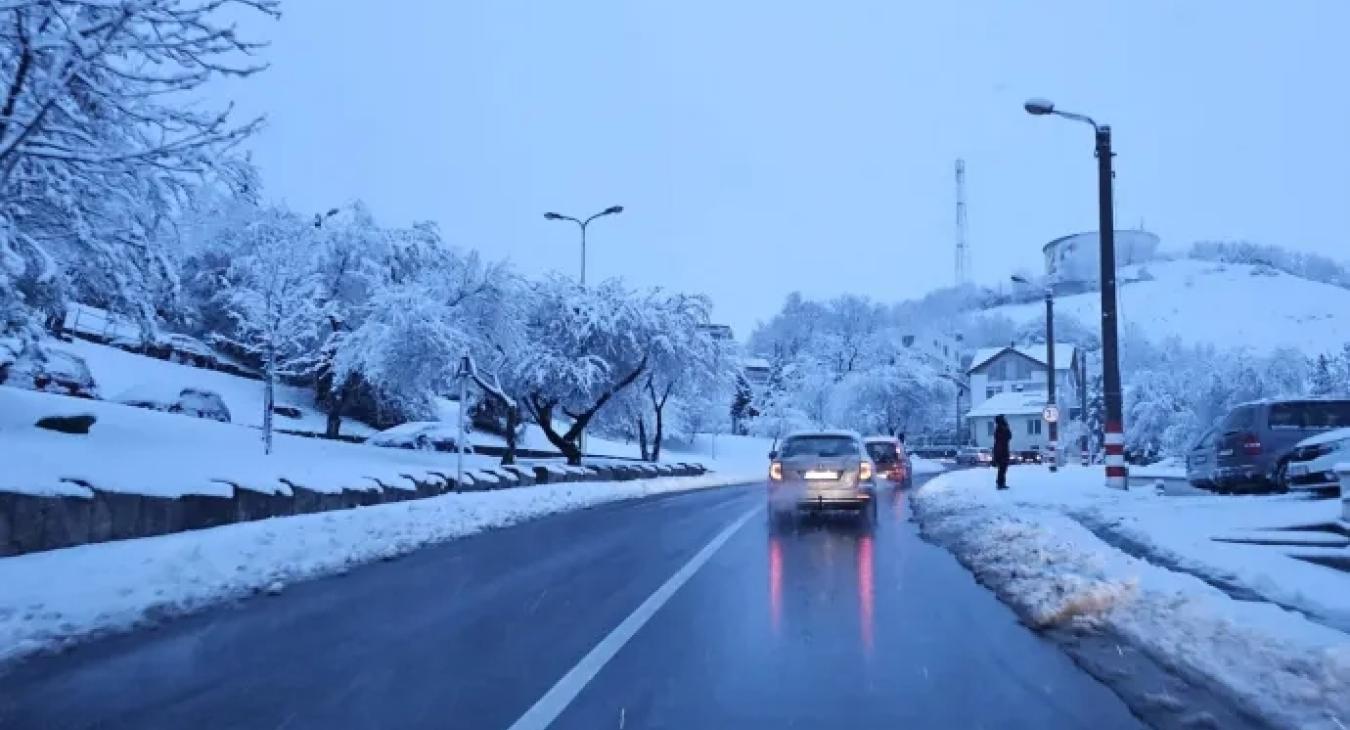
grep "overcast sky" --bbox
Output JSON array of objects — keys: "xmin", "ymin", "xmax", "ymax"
[{"xmin": 216, "ymin": 1, "xmax": 1350, "ymax": 337}]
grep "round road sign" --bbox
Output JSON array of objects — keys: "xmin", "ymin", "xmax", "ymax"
[{"xmin": 1042, "ymin": 404, "xmax": 1060, "ymax": 423}]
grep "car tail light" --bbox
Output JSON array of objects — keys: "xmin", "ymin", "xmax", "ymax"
[
  {"xmin": 770, "ymin": 462, "xmax": 783, "ymax": 481},
  {"xmin": 1242, "ymin": 433, "xmax": 1262, "ymax": 455},
  {"xmin": 860, "ymin": 461, "xmax": 873, "ymax": 480}
]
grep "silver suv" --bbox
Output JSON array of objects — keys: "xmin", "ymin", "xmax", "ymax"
[
  {"xmin": 1213, "ymin": 399, "xmax": 1350, "ymax": 493},
  {"xmin": 768, "ymin": 430, "xmax": 876, "ymax": 519}
]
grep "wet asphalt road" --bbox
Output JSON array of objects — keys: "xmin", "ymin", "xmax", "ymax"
[{"xmin": 0, "ymin": 477, "xmax": 1145, "ymax": 729}]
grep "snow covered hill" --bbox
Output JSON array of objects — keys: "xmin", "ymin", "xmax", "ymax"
[{"xmin": 980, "ymin": 258, "xmax": 1350, "ymax": 355}]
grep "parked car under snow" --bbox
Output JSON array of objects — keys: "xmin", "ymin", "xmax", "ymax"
[
  {"xmin": 115, "ymin": 385, "xmax": 231, "ymax": 423},
  {"xmin": 368, "ymin": 422, "xmax": 474, "ymax": 453},
  {"xmin": 0, "ymin": 344, "xmax": 99, "ymax": 399},
  {"xmin": 1279, "ymin": 427, "xmax": 1350, "ymax": 495}
]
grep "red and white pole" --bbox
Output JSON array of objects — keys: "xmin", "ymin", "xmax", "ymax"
[{"xmin": 1104, "ymin": 422, "xmax": 1127, "ymax": 489}]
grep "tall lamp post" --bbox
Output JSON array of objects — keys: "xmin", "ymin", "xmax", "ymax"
[
  {"xmin": 1012, "ymin": 275, "xmax": 1057, "ymax": 472},
  {"xmin": 1024, "ymin": 98, "xmax": 1125, "ymax": 488},
  {"xmin": 543, "ymin": 205, "xmax": 624, "ymax": 286}
]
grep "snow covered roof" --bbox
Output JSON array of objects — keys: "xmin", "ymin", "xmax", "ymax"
[
  {"xmin": 743, "ymin": 356, "xmax": 770, "ymax": 370},
  {"xmin": 967, "ymin": 343, "xmax": 1076, "ymax": 373},
  {"xmin": 966, "ymin": 391, "xmax": 1049, "ymax": 418}
]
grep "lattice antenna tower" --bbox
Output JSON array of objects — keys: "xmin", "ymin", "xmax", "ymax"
[{"xmin": 955, "ymin": 158, "xmax": 970, "ymax": 286}]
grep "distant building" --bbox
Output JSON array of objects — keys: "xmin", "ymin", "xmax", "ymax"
[
  {"xmin": 1044, "ymin": 229, "xmax": 1159, "ymax": 286},
  {"xmin": 965, "ymin": 342, "xmax": 1082, "ymax": 451},
  {"xmin": 699, "ymin": 323, "xmax": 735, "ymax": 342},
  {"xmin": 898, "ymin": 330, "xmax": 964, "ymax": 374},
  {"xmin": 742, "ymin": 356, "xmax": 771, "ymax": 389}
]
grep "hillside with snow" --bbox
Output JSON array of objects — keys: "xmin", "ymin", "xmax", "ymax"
[{"xmin": 979, "ymin": 258, "xmax": 1350, "ymax": 355}]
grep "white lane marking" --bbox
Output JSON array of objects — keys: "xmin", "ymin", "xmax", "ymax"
[{"xmin": 506, "ymin": 504, "xmax": 761, "ymax": 730}]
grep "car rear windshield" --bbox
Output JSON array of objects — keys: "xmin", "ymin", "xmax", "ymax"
[
  {"xmin": 1268, "ymin": 402, "xmax": 1350, "ymax": 430},
  {"xmin": 781, "ymin": 436, "xmax": 858, "ymax": 458},
  {"xmin": 865, "ymin": 442, "xmax": 899, "ymax": 463}
]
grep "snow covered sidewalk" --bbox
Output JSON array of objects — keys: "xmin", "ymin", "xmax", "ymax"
[
  {"xmin": 0, "ymin": 472, "xmax": 756, "ymax": 666},
  {"xmin": 913, "ymin": 467, "xmax": 1350, "ymax": 730}
]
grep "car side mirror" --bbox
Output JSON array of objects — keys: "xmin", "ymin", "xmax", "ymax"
[{"xmin": 768, "ymin": 450, "xmax": 778, "ymax": 460}]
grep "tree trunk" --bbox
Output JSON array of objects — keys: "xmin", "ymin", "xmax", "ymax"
[
  {"xmin": 529, "ymin": 398, "xmax": 583, "ymax": 465},
  {"xmin": 500, "ymin": 405, "xmax": 520, "ymax": 466},
  {"xmin": 648, "ymin": 381, "xmax": 673, "ymax": 463},
  {"xmin": 636, "ymin": 416, "xmax": 649, "ymax": 461},
  {"xmin": 263, "ymin": 363, "xmax": 275, "ymax": 456},
  {"xmin": 651, "ymin": 405, "xmax": 664, "ymax": 462}
]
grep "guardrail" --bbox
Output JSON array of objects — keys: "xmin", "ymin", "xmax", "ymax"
[{"xmin": 0, "ymin": 462, "xmax": 709, "ymax": 558}]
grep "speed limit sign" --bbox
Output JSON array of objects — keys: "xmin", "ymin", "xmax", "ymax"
[{"xmin": 1042, "ymin": 404, "xmax": 1060, "ymax": 423}]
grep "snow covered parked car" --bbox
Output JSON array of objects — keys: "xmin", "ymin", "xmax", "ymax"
[
  {"xmin": 116, "ymin": 385, "xmax": 232, "ymax": 423},
  {"xmin": 368, "ymin": 422, "xmax": 474, "ymax": 453},
  {"xmin": 1278, "ymin": 427, "xmax": 1350, "ymax": 495},
  {"xmin": 1, "ymin": 344, "xmax": 99, "ymax": 398}
]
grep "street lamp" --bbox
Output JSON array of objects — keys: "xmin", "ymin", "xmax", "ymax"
[
  {"xmin": 543, "ymin": 205, "xmax": 624, "ymax": 286},
  {"xmin": 1012, "ymin": 275, "xmax": 1058, "ymax": 472},
  {"xmin": 1024, "ymin": 97, "xmax": 1125, "ymax": 488}
]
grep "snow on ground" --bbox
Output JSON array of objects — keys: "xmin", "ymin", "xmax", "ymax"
[
  {"xmin": 1, "ymin": 385, "xmax": 503, "ymax": 498},
  {"xmin": 914, "ymin": 466, "xmax": 1350, "ymax": 730},
  {"xmin": 49, "ymin": 338, "xmax": 375, "ymax": 437},
  {"xmin": 910, "ymin": 455, "xmax": 945, "ymax": 475},
  {"xmin": 0, "ymin": 471, "xmax": 757, "ymax": 666},
  {"xmin": 981, "ymin": 258, "xmax": 1350, "ymax": 354}
]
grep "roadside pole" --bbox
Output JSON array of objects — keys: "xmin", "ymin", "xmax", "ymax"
[
  {"xmin": 1096, "ymin": 126, "xmax": 1127, "ymax": 489},
  {"xmin": 1045, "ymin": 288, "xmax": 1057, "ymax": 472},
  {"xmin": 456, "ymin": 354, "xmax": 472, "ymax": 493}
]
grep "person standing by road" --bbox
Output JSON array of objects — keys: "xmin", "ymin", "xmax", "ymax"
[{"xmin": 992, "ymin": 414, "xmax": 1012, "ymax": 489}]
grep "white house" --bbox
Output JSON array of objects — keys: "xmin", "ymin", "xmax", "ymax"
[{"xmin": 965, "ymin": 342, "xmax": 1081, "ymax": 452}]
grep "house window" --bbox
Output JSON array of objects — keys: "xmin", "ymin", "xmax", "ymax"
[
  {"xmin": 1015, "ymin": 359, "xmax": 1034, "ymax": 380},
  {"xmin": 1027, "ymin": 419, "xmax": 1042, "ymax": 436},
  {"xmin": 986, "ymin": 422, "xmax": 995, "ymax": 436},
  {"xmin": 986, "ymin": 386, "xmax": 1000, "ymax": 399}
]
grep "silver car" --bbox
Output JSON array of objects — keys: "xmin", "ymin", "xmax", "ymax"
[{"xmin": 768, "ymin": 430, "xmax": 877, "ymax": 519}]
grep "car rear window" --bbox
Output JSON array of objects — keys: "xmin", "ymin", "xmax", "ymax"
[
  {"xmin": 1222, "ymin": 406, "xmax": 1255, "ymax": 430},
  {"xmin": 865, "ymin": 442, "xmax": 898, "ymax": 463},
  {"xmin": 781, "ymin": 436, "xmax": 858, "ymax": 458},
  {"xmin": 1268, "ymin": 402, "xmax": 1350, "ymax": 430}
]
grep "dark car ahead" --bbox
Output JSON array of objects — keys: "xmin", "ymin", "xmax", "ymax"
[
  {"xmin": 1213, "ymin": 399, "xmax": 1350, "ymax": 492},
  {"xmin": 864, "ymin": 436, "xmax": 912, "ymax": 488}
]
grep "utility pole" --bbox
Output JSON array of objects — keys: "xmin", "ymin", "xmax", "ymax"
[
  {"xmin": 1045, "ymin": 291, "xmax": 1057, "ymax": 472},
  {"xmin": 1095, "ymin": 126, "xmax": 1126, "ymax": 488},
  {"xmin": 1023, "ymin": 98, "xmax": 1126, "ymax": 488}
]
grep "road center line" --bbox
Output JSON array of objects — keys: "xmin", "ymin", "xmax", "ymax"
[{"xmin": 506, "ymin": 502, "xmax": 762, "ymax": 730}]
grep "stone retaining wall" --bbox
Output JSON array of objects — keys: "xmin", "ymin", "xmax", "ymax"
[{"xmin": 0, "ymin": 462, "xmax": 708, "ymax": 557}]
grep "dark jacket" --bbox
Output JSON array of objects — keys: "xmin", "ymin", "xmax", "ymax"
[{"xmin": 992, "ymin": 419, "xmax": 1012, "ymax": 462}]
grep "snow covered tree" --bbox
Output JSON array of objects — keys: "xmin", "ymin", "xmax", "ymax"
[
  {"xmin": 214, "ymin": 209, "xmax": 321, "ymax": 454},
  {"xmin": 1310, "ymin": 354, "xmax": 1338, "ymax": 396},
  {"xmin": 639, "ymin": 293, "xmax": 729, "ymax": 461},
  {"xmin": 729, "ymin": 373, "xmax": 756, "ymax": 435},
  {"xmin": 510, "ymin": 276, "xmax": 656, "ymax": 465},
  {"xmin": 0, "ymin": 0, "xmax": 278, "ymax": 339}
]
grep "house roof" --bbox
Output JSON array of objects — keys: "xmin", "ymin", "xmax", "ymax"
[
  {"xmin": 967, "ymin": 343, "xmax": 1077, "ymax": 373},
  {"xmin": 743, "ymin": 356, "xmax": 771, "ymax": 370},
  {"xmin": 967, "ymin": 391, "xmax": 1049, "ymax": 418}
]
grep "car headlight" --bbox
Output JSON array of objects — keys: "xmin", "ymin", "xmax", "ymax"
[
  {"xmin": 770, "ymin": 462, "xmax": 783, "ymax": 481},
  {"xmin": 859, "ymin": 461, "xmax": 873, "ymax": 480}
]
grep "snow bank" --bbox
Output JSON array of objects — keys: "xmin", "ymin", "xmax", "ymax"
[
  {"xmin": 910, "ymin": 455, "xmax": 945, "ymax": 475},
  {"xmin": 0, "ymin": 472, "xmax": 755, "ymax": 665},
  {"xmin": 914, "ymin": 467, "xmax": 1350, "ymax": 730}
]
